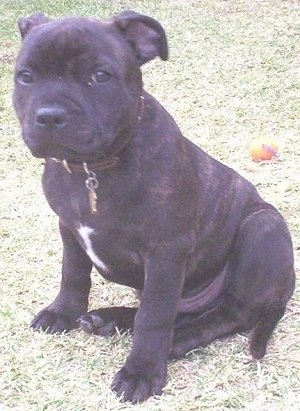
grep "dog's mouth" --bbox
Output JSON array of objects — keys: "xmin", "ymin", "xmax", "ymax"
[
  {"xmin": 22, "ymin": 127, "xmax": 108, "ymax": 162},
  {"xmin": 28, "ymin": 144, "xmax": 104, "ymax": 162},
  {"xmin": 27, "ymin": 143, "xmax": 109, "ymax": 165}
]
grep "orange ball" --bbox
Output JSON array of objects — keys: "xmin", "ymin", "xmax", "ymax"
[{"xmin": 249, "ymin": 138, "xmax": 279, "ymax": 161}]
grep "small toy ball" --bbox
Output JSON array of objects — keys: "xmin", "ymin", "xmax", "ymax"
[{"xmin": 249, "ymin": 137, "xmax": 279, "ymax": 161}]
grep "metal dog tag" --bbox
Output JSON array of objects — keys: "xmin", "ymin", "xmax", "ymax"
[{"xmin": 83, "ymin": 163, "xmax": 99, "ymax": 214}]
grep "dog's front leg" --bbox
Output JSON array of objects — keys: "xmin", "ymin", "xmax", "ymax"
[
  {"xmin": 31, "ymin": 220, "xmax": 92, "ymax": 333},
  {"xmin": 112, "ymin": 247, "xmax": 186, "ymax": 403}
]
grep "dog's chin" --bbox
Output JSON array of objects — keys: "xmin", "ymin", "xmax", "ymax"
[
  {"xmin": 30, "ymin": 149, "xmax": 101, "ymax": 163},
  {"xmin": 28, "ymin": 146, "xmax": 71, "ymax": 160},
  {"xmin": 40, "ymin": 151, "xmax": 103, "ymax": 162},
  {"xmin": 26, "ymin": 142, "xmax": 103, "ymax": 162}
]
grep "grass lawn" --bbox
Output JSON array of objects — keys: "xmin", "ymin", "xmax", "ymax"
[{"xmin": 0, "ymin": 0, "xmax": 299, "ymax": 410}]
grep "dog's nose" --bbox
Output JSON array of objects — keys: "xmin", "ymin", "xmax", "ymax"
[{"xmin": 35, "ymin": 107, "xmax": 67, "ymax": 129}]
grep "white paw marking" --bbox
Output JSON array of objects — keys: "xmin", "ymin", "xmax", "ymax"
[{"xmin": 78, "ymin": 225, "xmax": 108, "ymax": 273}]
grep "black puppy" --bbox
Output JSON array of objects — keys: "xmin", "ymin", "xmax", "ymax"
[{"xmin": 13, "ymin": 11, "xmax": 295, "ymax": 403}]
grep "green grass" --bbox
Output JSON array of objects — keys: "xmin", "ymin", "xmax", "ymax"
[{"xmin": 0, "ymin": 0, "xmax": 299, "ymax": 410}]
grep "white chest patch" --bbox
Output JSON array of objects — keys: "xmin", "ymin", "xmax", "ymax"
[{"xmin": 78, "ymin": 225, "xmax": 109, "ymax": 273}]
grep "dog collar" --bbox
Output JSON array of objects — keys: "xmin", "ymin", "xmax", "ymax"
[
  {"xmin": 51, "ymin": 156, "xmax": 120, "ymax": 174},
  {"xmin": 50, "ymin": 95, "xmax": 145, "ymax": 214},
  {"xmin": 51, "ymin": 157, "xmax": 119, "ymax": 214},
  {"xmin": 50, "ymin": 154, "xmax": 119, "ymax": 215}
]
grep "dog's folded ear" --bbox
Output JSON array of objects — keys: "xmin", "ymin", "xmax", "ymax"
[
  {"xmin": 111, "ymin": 10, "xmax": 168, "ymax": 65},
  {"xmin": 18, "ymin": 13, "xmax": 51, "ymax": 39}
]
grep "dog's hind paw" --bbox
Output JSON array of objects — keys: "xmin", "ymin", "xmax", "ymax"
[
  {"xmin": 78, "ymin": 307, "xmax": 136, "ymax": 336},
  {"xmin": 78, "ymin": 313, "xmax": 117, "ymax": 336},
  {"xmin": 31, "ymin": 308, "xmax": 78, "ymax": 334}
]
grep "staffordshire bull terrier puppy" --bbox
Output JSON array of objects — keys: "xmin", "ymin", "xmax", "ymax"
[{"xmin": 13, "ymin": 11, "xmax": 295, "ymax": 403}]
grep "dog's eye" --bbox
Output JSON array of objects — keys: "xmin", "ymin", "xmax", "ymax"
[
  {"xmin": 17, "ymin": 70, "xmax": 34, "ymax": 85},
  {"xmin": 90, "ymin": 70, "xmax": 111, "ymax": 84}
]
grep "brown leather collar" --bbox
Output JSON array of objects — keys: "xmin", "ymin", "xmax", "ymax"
[{"xmin": 51, "ymin": 156, "xmax": 120, "ymax": 174}]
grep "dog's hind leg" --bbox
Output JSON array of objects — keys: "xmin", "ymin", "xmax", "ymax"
[
  {"xmin": 171, "ymin": 295, "xmax": 249, "ymax": 358},
  {"xmin": 172, "ymin": 207, "xmax": 295, "ymax": 359},
  {"xmin": 171, "ymin": 301, "xmax": 288, "ymax": 360},
  {"xmin": 249, "ymin": 306, "xmax": 286, "ymax": 359},
  {"xmin": 230, "ymin": 207, "xmax": 294, "ymax": 359}
]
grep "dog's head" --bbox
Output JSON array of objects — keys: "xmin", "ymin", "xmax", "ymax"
[{"xmin": 13, "ymin": 11, "xmax": 168, "ymax": 161}]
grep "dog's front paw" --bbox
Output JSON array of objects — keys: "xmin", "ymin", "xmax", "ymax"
[
  {"xmin": 31, "ymin": 308, "xmax": 78, "ymax": 334},
  {"xmin": 111, "ymin": 365, "xmax": 166, "ymax": 403},
  {"xmin": 78, "ymin": 313, "xmax": 117, "ymax": 336}
]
